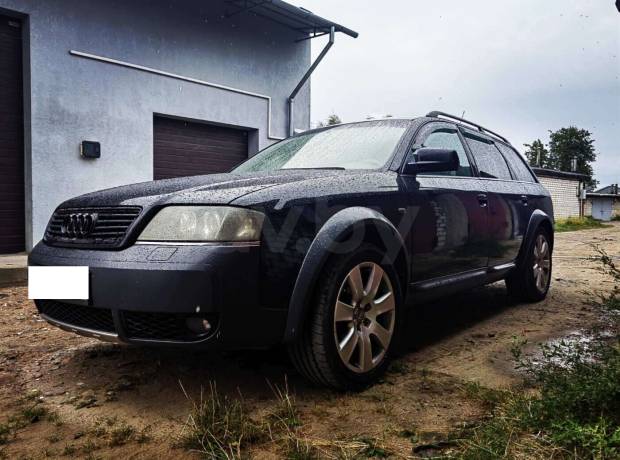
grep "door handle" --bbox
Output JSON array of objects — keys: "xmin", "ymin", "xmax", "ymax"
[
  {"xmin": 520, "ymin": 195, "xmax": 529, "ymax": 206},
  {"xmin": 477, "ymin": 193, "xmax": 488, "ymax": 207}
]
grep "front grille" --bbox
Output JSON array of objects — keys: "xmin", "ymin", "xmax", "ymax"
[
  {"xmin": 44, "ymin": 206, "xmax": 142, "ymax": 249},
  {"xmin": 122, "ymin": 311, "xmax": 216, "ymax": 342},
  {"xmin": 36, "ymin": 300, "xmax": 116, "ymax": 333}
]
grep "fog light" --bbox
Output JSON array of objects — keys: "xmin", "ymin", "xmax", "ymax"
[{"xmin": 186, "ymin": 317, "xmax": 212, "ymax": 336}]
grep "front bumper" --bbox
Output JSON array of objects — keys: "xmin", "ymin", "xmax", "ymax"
[{"xmin": 29, "ymin": 242, "xmax": 286, "ymax": 348}]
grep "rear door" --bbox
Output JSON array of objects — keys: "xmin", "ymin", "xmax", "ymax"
[
  {"xmin": 403, "ymin": 122, "xmax": 489, "ymax": 281},
  {"xmin": 495, "ymin": 141, "xmax": 540, "ymax": 225},
  {"xmin": 461, "ymin": 129, "xmax": 528, "ymax": 266}
]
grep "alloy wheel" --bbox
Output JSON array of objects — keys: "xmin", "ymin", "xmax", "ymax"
[
  {"xmin": 333, "ymin": 262, "xmax": 396, "ymax": 373},
  {"xmin": 533, "ymin": 234, "xmax": 551, "ymax": 293}
]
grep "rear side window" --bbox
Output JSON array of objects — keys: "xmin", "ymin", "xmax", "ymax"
[
  {"xmin": 464, "ymin": 134, "xmax": 512, "ymax": 180},
  {"xmin": 496, "ymin": 143, "xmax": 536, "ymax": 183}
]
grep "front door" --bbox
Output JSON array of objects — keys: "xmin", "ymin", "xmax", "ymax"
[{"xmin": 402, "ymin": 122, "xmax": 489, "ymax": 282}]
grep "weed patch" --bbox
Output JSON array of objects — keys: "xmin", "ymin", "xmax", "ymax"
[
  {"xmin": 179, "ymin": 382, "xmax": 264, "ymax": 459},
  {"xmin": 594, "ymin": 247, "xmax": 620, "ymax": 314},
  {"xmin": 62, "ymin": 444, "xmax": 76, "ymax": 455},
  {"xmin": 109, "ymin": 422, "xmax": 136, "ymax": 447},
  {"xmin": 0, "ymin": 396, "xmax": 48, "ymax": 447},
  {"xmin": 387, "ymin": 359, "xmax": 410, "ymax": 375},
  {"xmin": 356, "ymin": 437, "xmax": 390, "ymax": 458},
  {"xmin": 267, "ymin": 382, "xmax": 301, "ymax": 432},
  {"xmin": 452, "ymin": 251, "xmax": 620, "ymax": 459},
  {"xmin": 555, "ymin": 216, "xmax": 611, "ymax": 233},
  {"xmin": 178, "ymin": 380, "xmax": 326, "ymax": 459},
  {"xmin": 88, "ymin": 416, "xmax": 144, "ymax": 449},
  {"xmin": 453, "ymin": 248, "xmax": 620, "ymax": 460},
  {"xmin": 456, "ymin": 344, "xmax": 620, "ymax": 458}
]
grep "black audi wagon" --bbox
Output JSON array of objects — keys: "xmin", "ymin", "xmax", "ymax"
[{"xmin": 29, "ymin": 112, "xmax": 554, "ymax": 389}]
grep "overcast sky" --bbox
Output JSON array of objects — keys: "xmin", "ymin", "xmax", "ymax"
[{"xmin": 298, "ymin": 0, "xmax": 620, "ymax": 187}]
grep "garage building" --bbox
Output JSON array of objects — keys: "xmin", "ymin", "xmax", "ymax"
[
  {"xmin": 585, "ymin": 185, "xmax": 620, "ymax": 221},
  {"xmin": 0, "ymin": 0, "xmax": 356, "ymax": 253},
  {"xmin": 531, "ymin": 167, "xmax": 587, "ymax": 219}
]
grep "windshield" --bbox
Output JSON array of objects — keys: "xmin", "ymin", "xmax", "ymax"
[{"xmin": 233, "ymin": 120, "xmax": 408, "ymax": 173}]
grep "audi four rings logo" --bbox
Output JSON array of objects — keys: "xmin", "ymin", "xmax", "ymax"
[{"xmin": 61, "ymin": 213, "xmax": 98, "ymax": 238}]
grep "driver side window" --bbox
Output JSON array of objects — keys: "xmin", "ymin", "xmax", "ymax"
[{"xmin": 418, "ymin": 129, "xmax": 472, "ymax": 177}]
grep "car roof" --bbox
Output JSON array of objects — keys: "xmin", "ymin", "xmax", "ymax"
[{"xmin": 298, "ymin": 115, "xmax": 512, "ymax": 146}]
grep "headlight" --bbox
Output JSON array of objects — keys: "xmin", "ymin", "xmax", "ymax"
[{"xmin": 137, "ymin": 206, "xmax": 265, "ymax": 242}]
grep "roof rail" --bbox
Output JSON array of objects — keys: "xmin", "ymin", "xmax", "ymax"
[{"xmin": 426, "ymin": 111, "xmax": 509, "ymax": 144}]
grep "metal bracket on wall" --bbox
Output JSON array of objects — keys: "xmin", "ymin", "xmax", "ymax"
[
  {"xmin": 288, "ymin": 26, "xmax": 335, "ymax": 137},
  {"xmin": 69, "ymin": 50, "xmax": 285, "ymax": 141}
]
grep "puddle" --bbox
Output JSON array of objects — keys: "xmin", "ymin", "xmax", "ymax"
[{"xmin": 529, "ymin": 329, "xmax": 616, "ymax": 369}]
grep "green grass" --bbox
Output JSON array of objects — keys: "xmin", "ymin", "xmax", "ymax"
[
  {"xmin": 178, "ymin": 381, "xmax": 327, "ymax": 459},
  {"xmin": 454, "ymin": 339, "xmax": 620, "ymax": 459},
  {"xmin": 0, "ymin": 399, "xmax": 48, "ymax": 446},
  {"xmin": 555, "ymin": 216, "xmax": 612, "ymax": 233},
  {"xmin": 356, "ymin": 437, "xmax": 390, "ymax": 458},
  {"xmin": 451, "ymin": 251, "xmax": 620, "ymax": 459},
  {"xmin": 108, "ymin": 422, "xmax": 136, "ymax": 447},
  {"xmin": 266, "ymin": 382, "xmax": 302, "ymax": 432},
  {"xmin": 594, "ymin": 247, "xmax": 620, "ymax": 314},
  {"xmin": 179, "ymin": 382, "xmax": 264, "ymax": 459}
]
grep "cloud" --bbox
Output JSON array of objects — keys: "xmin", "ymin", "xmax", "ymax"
[{"xmin": 299, "ymin": 0, "xmax": 620, "ymax": 185}]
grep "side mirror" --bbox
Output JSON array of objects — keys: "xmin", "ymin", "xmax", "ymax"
[{"xmin": 402, "ymin": 148, "xmax": 460, "ymax": 175}]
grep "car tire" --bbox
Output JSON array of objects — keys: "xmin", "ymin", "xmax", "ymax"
[
  {"xmin": 505, "ymin": 227, "xmax": 552, "ymax": 302},
  {"xmin": 288, "ymin": 244, "xmax": 402, "ymax": 391}
]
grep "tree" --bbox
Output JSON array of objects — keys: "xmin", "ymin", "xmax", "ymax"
[
  {"xmin": 524, "ymin": 139, "xmax": 551, "ymax": 168},
  {"xmin": 326, "ymin": 114, "xmax": 342, "ymax": 126},
  {"xmin": 548, "ymin": 126, "xmax": 597, "ymax": 188},
  {"xmin": 315, "ymin": 113, "xmax": 342, "ymax": 128}
]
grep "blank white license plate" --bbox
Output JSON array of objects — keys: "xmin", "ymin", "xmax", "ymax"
[{"xmin": 28, "ymin": 266, "xmax": 89, "ymax": 300}]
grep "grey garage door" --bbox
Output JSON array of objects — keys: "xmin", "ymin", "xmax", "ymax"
[
  {"xmin": 0, "ymin": 15, "xmax": 25, "ymax": 254},
  {"xmin": 153, "ymin": 116, "xmax": 249, "ymax": 180},
  {"xmin": 592, "ymin": 198, "xmax": 613, "ymax": 221}
]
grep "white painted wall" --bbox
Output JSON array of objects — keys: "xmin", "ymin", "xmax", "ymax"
[
  {"xmin": 537, "ymin": 176, "xmax": 581, "ymax": 219},
  {"xmin": 0, "ymin": 0, "xmax": 312, "ymax": 250}
]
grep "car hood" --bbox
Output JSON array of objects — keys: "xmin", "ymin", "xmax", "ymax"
[{"xmin": 59, "ymin": 170, "xmax": 355, "ymax": 209}]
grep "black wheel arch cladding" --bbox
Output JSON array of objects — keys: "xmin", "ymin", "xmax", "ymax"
[{"xmin": 283, "ymin": 206, "xmax": 409, "ymax": 343}]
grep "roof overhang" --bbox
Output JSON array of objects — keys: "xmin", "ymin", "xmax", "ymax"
[
  {"xmin": 586, "ymin": 193, "xmax": 620, "ymax": 199},
  {"xmin": 224, "ymin": 0, "xmax": 359, "ymax": 40},
  {"xmin": 531, "ymin": 167, "xmax": 588, "ymax": 181}
]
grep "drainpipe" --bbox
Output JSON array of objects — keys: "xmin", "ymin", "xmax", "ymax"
[{"xmin": 288, "ymin": 26, "xmax": 335, "ymax": 137}]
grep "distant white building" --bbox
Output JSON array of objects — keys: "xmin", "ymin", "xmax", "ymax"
[
  {"xmin": 532, "ymin": 168, "xmax": 587, "ymax": 219},
  {"xmin": 585, "ymin": 185, "xmax": 620, "ymax": 221}
]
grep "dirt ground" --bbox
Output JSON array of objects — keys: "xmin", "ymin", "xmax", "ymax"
[{"xmin": 1, "ymin": 223, "xmax": 619, "ymax": 459}]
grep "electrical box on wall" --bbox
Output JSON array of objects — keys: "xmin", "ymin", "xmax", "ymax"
[{"xmin": 80, "ymin": 141, "xmax": 100, "ymax": 159}]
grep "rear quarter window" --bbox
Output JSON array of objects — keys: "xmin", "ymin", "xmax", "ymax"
[{"xmin": 496, "ymin": 143, "xmax": 537, "ymax": 183}]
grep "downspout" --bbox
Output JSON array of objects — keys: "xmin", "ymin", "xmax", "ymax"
[{"xmin": 288, "ymin": 26, "xmax": 335, "ymax": 137}]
